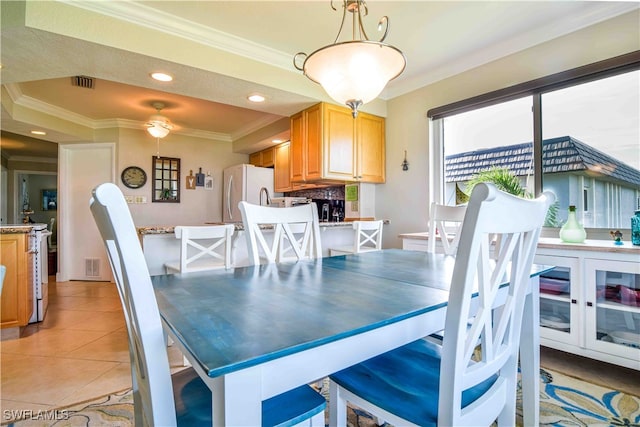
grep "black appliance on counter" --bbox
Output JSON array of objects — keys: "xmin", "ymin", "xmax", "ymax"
[{"xmin": 313, "ymin": 199, "xmax": 345, "ymax": 222}]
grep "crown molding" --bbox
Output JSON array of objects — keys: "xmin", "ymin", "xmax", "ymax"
[
  {"xmin": 7, "ymin": 155, "xmax": 58, "ymax": 163},
  {"xmin": 59, "ymin": 0, "xmax": 292, "ymax": 71},
  {"xmin": 4, "ymin": 84, "xmax": 235, "ymax": 142}
]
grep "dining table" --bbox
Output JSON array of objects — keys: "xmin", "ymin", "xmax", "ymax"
[{"xmin": 152, "ymin": 248, "xmax": 550, "ymax": 426}]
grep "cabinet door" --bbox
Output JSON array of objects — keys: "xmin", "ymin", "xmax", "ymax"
[
  {"xmin": 0, "ymin": 234, "xmax": 33, "ymax": 328},
  {"xmin": 584, "ymin": 258, "xmax": 640, "ymax": 365},
  {"xmin": 261, "ymin": 147, "xmax": 274, "ymax": 168},
  {"xmin": 356, "ymin": 112, "xmax": 385, "ymax": 183},
  {"xmin": 290, "ymin": 112, "xmax": 305, "ymax": 182},
  {"xmin": 323, "ymin": 104, "xmax": 356, "ymax": 181},
  {"xmin": 535, "ymin": 254, "xmax": 580, "ymax": 346},
  {"xmin": 274, "ymin": 142, "xmax": 291, "ymax": 192},
  {"xmin": 305, "ymin": 103, "xmax": 323, "ymax": 181},
  {"xmin": 249, "ymin": 151, "xmax": 262, "ymax": 166}
]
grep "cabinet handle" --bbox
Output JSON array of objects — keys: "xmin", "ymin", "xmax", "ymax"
[
  {"xmin": 586, "ymin": 301, "xmax": 593, "ymax": 307},
  {"xmin": 571, "ymin": 299, "xmax": 577, "ymax": 304}
]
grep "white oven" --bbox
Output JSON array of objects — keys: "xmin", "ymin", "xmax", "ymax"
[{"xmin": 28, "ymin": 223, "xmax": 49, "ymax": 323}]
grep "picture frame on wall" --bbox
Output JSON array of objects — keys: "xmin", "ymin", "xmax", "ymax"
[
  {"xmin": 204, "ymin": 176, "xmax": 214, "ymax": 190},
  {"xmin": 42, "ymin": 189, "xmax": 57, "ymax": 211}
]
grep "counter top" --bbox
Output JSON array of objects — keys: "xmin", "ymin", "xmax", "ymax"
[
  {"xmin": 0, "ymin": 224, "xmax": 47, "ymax": 234},
  {"xmin": 398, "ymin": 232, "xmax": 640, "ymax": 254},
  {"xmin": 537, "ymin": 237, "xmax": 640, "ymax": 254},
  {"xmin": 137, "ymin": 221, "xmax": 356, "ymax": 236}
]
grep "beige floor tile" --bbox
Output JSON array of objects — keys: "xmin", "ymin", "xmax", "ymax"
[
  {"xmin": 65, "ymin": 330, "xmax": 129, "ymax": 363},
  {"xmin": 37, "ymin": 309, "xmax": 125, "ymax": 332},
  {"xmin": 47, "ymin": 295, "xmax": 122, "ymax": 313},
  {"xmin": 55, "ymin": 363, "xmax": 133, "ymax": 407},
  {"xmin": 1, "ymin": 354, "xmax": 119, "ymax": 406},
  {"xmin": 0, "ymin": 328, "xmax": 110, "ymax": 357}
]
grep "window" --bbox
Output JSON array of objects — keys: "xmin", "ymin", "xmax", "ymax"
[
  {"xmin": 430, "ymin": 61, "xmax": 639, "ymax": 231},
  {"xmin": 541, "ymin": 71, "xmax": 639, "ymax": 228}
]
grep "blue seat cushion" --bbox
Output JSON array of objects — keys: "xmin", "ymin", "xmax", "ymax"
[
  {"xmin": 330, "ymin": 338, "xmax": 497, "ymax": 426},
  {"xmin": 172, "ymin": 367, "xmax": 326, "ymax": 427}
]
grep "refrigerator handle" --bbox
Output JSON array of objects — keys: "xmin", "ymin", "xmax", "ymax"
[{"xmin": 227, "ymin": 174, "xmax": 234, "ymax": 220}]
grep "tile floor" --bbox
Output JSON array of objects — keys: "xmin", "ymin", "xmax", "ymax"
[
  {"xmin": 1, "ymin": 278, "xmax": 638, "ymax": 423},
  {"xmin": 0, "ymin": 278, "xmax": 183, "ymax": 421}
]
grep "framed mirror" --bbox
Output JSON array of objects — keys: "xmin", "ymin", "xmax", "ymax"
[{"xmin": 152, "ymin": 156, "xmax": 180, "ymax": 203}]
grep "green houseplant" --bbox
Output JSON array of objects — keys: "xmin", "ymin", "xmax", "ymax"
[{"xmin": 462, "ymin": 167, "xmax": 559, "ymax": 227}]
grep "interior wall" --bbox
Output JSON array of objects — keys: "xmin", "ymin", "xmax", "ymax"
[
  {"xmin": 116, "ymin": 128, "xmax": 248, "ymax": 226},
  {"xmin": 379, "ymin": 9, "xmax": 640, "ymax": 249}
]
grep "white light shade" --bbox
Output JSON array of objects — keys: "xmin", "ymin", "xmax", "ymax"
[
  {"xmin": 146, "ymin": 114, "xmax": 172, "ymax": 138},
  {"xmin": 304, "ymin": 41, "xmax": 406, "ymax": 107}
]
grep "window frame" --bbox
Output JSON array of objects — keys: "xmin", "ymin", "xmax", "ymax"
[{"xmin": 428, "ymin": 52, "xmax": 640, "ymax": 216}]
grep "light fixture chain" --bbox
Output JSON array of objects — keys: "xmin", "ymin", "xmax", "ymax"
[
  {"xmin": 333, "ymin": 0, "xmax": 349, "ymax": 44},
  {"xmin": 355, "ymin": 2, "xmax": 370, "ymax": 41}
]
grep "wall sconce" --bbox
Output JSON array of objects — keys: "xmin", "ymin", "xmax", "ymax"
[{"xmin": 402, "ymin": 150, "xmax": 409, "ymax": 171}]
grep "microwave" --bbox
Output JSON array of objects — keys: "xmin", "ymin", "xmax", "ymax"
[{"xmin": 270, "ymin": 197, "xmax": 312, "ymax": 207}]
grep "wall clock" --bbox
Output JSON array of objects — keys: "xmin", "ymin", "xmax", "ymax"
[{"xmin": 121, "ymin": 166, "xmax": 147, "ymax": 189}]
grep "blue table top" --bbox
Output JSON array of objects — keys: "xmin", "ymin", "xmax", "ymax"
[
  {"xmin": 153, "ymin": 249, "xmax": 452, "ymax": 378},
  {"xmin": 152, "ymin": 249, "xmax": 551, "ymax": 379}
]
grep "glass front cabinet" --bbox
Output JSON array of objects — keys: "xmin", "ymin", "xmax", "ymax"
[
  {"xmin": 535, "ymin": 241, "xmax": 640, "ymax": 370},
  {"xmin": 584, "ymin": 258, "xmax": 640, "ymax": 361},
  {"xmin": 535, "ymin": 254, "xmax": 580, "ymax": 347}
]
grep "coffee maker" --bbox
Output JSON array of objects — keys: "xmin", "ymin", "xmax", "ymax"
[{"xmin": 314, "ymin": 199, "xmax": 344, "ymax": 222}]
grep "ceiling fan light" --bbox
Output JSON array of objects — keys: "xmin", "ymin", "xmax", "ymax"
[{"xmin": 146, "ymin": 115, "xmax": 172, "ymax": 138}]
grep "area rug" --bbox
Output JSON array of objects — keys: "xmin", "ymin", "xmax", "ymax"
[{"xmin": 4, "ymin": 368, "xmax": 639, "ymax": 426}]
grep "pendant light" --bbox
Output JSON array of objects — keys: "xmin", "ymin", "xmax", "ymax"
[
  {"xmin": 294, "ymin": 0, "xmax": 406, "ymax": 118},
  {"xmin": 146, "ymin": 102, "xmax": 173, "ymax": 157}
]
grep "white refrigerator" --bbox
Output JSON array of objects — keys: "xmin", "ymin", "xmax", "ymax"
[{"xmin": 223, "ymin": 164, "xmax": 274, "ymax": 223}]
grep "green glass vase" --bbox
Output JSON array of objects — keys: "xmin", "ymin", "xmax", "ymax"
[{"xmin": 559, "ymin": 205, "xmax": 586, "ymax": 243}]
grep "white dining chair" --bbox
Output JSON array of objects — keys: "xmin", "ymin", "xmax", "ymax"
[
  {"xmin": 329, "ymin": 183, "xmax": 555, "ymax": 427},
  {"xmin": 90, "ymin": 183, "xmax": 326, "ymax": 427},
  {"xmin": 163, "ymin": 225, "xmax": 234, "ymax": 273},
  {"xmin": 428, "ymin": 202, "xmax": 467, "ymax": 255},
  {"xmin": 239, "ymin": 201, "xmax": 322, "ymax": 265},
  {"xmin": 329, "ymin": 220, "xmax": 383, "ymax": 256}
]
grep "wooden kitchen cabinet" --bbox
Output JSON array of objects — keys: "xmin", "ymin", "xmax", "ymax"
[
  {"xmin": 1, "ymin": 233, "xmax": 33, "ymax": 331},
  {"xmin": 290, "ymin": 103, "xmax": 322, "ymax": 183},
  {"xmin": 274, "ymin": 141, "xmax": 292, "ymax": 192},
  {"xmin": 249, "ymin": 147, "xmax": 274, "ymax": 168},
  {"xmin": 290, "ymin": 102, "xmax": 385, "ymax": 185}
]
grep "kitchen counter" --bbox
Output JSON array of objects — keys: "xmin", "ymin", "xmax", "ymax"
[
  {"xmin": 137, "ymin": 221, "xmax": 355, "ymax": 236},
  {"xmin": 399, "ymin": 232, "xmax": 640, "ymax": 255},
  {"xmin": 138, "ymin": 221, "xmax": 376, "ymax": 275},
  {"xmin": 0, "ymin": 224, "xmax": 45, "ymax": 234}
]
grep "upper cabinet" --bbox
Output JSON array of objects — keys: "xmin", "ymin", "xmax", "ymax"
[
  {"xmin": 249, "ymin": 147, "xmax": 275, "ymax": 168},
  {"xmin": 290, "ymin": 103, "xmax": 385, "ymax": 185},
  {"xmin": 274, "ymin": 142, "xmax": 292, "ymax": 192},
  {"xmin": 291, "ymin": 103, "xmax": 323, "ymax": 183}
]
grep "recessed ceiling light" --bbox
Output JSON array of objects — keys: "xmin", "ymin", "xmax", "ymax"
[
  {"xmin": 248, "ymin": 94, "xmax": 265, "ymax": 103},
  {"xmin": 151, "ymin": 72, "xmax": 173, "ymax": 82},
  {"xmin": 31, "ymin": 130, "xmax": 47, "ymax": 135},
  {"xmin": 272, "ymin": 139, "xmax": 284, "ymax": 144}
]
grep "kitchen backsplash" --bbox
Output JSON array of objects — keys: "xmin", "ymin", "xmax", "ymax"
[{"xmin": 288, "ymin": 186, "xmax": 345, "ymax": 200}]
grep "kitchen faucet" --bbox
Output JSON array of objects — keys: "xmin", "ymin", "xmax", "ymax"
[{"xmin": 259, "ymin": 187, "xmax": 271, "ymax": 206}]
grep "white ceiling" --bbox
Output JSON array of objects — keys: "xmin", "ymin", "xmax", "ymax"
[{"xmin": 1, "ymin": 1, "xmax": 637, "ymax": 158}]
